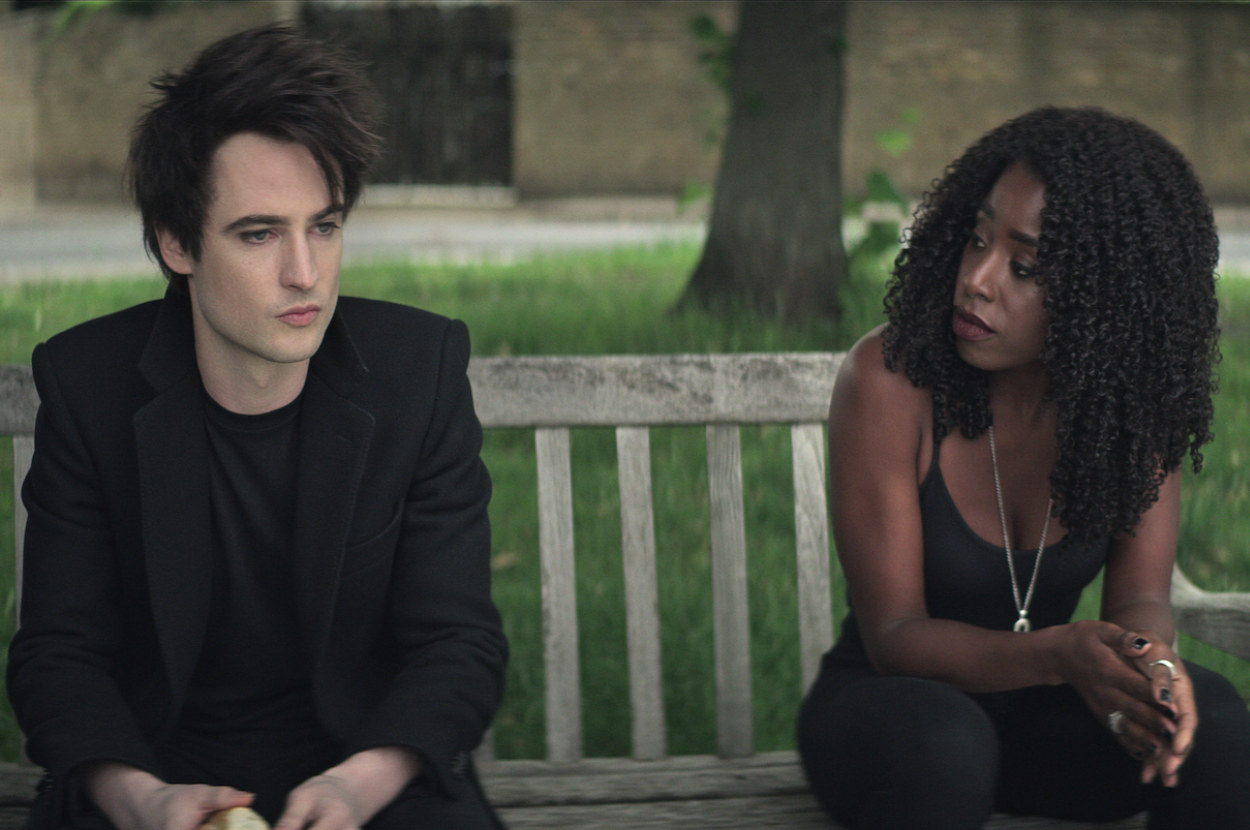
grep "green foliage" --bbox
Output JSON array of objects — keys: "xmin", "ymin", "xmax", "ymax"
[
  {"xmin": 845, "ymin": 108, "xmax": 922, "ymax": 273},
  {"xmin": 0, "ymin": 247, "xmax": 1246, "ymax": 764},
  {"xmin": 52, "ymin": 0, "xmax": 164, "ymax": 31},
  {"xmin": 689, "ymin": 12, "xmax": 734, "ymax": 96}
]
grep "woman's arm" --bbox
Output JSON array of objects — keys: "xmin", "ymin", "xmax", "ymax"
[{"xmin": 1100, "ymin": 470, "xmax": 1194, "ymax": 785}]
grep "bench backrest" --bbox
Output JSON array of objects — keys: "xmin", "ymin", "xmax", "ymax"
[
  {"xmin": 470, "ymin": 353, "xmax": 842, "ymax": 761},
  {"xmin": 0, "ymin": 353, "xmax": 843, "ymax": 764}
]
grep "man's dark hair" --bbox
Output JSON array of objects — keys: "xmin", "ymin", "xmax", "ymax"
[
  {"xmin": 881, "ymin": 106, "xmax": 1220, "ymax": 543},
  {"xmin": 128, "ymin": 23, "xmax": 382, "ymax": 291}
]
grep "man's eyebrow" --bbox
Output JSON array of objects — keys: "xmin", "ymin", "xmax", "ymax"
[
  {"xmin": 223, "ymin": 214, "xmax": 285, "ymax": 233},
  {"xmin": 314, "ymin": 203, "xmax": 346, "ymax": 221},
  {"xmin": 222, "ymin": 204, "xmax": 344, "ymax": 233},
  {"xmin": 976, "ymin": 203, "xmax": 1039, "ymax": 248}
]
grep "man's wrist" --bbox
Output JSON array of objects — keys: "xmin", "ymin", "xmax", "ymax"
[
  {"xmin": 83, "ymin": 761, "xmax": 163, "ymax": 822},
  {"xmin": 321, "ymin": 747, "xmax": 421, "ymax": 822}
]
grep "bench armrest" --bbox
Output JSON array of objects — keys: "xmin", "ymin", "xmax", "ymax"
[{"xmin": 1172, "ymin": 565, "xmax": 1250, "ymax": 661}]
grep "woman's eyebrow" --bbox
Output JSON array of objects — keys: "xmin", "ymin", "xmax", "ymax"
[{"xmin": 978, "ymin": 203, "xmax": 1039, "ymax": 248}]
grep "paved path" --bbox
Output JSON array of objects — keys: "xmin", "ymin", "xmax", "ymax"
[
  {"xmin": 3, "ymin": 200, "xmax": 1248, "ymax": 285},
  {"xmin": 0, "ymin": 200, "xmax": 707, "ymax": 285}
]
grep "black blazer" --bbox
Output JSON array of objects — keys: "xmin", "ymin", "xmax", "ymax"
[{"xmin": 7, "ymin": 289, "xmax": 507, "ymax": 801}]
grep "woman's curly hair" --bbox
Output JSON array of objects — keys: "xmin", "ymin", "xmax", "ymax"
[{"xmin": 882, "ymin": 107, "xmax": 1220, "ymax": 543}]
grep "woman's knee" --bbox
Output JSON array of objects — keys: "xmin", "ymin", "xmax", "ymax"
[{"xmin": 799, "ymin": 675, "xmax": 998, "ymax": 828}]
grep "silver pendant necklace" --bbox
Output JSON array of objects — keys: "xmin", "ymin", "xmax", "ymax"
[{"xmin": 988, "ymin": 425, "xmax": 1053, "ymax": 633}]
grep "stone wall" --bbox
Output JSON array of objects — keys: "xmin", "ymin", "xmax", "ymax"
[
  {"xmin": 3, "ymin": 0, "xmax": 1248, "ymax": 205},
  {"xmin": 843, "ymin": 1, "xmax": 1250, "ymax": 204},
  {"xmin": 0, "ymin": 13, "xmax": 38, "ymax": 214},
  {"xmin": 512, "ymin": 0, "xmax": 733, "ymax": 197},
  {"xmin": 25, "ymin": 1, "xmax": 292, "ymax": 203}
]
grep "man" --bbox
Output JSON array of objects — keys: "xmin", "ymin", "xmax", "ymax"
[{"xmin": 7, "ymin": 24, "xmax": 508, "ymax": 830}]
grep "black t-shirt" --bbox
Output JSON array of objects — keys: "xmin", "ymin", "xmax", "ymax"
[{"xmin": 159, "ymin": 392, "xmax": 341, "ymax": 803}]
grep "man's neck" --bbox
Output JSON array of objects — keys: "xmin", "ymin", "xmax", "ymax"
[{"xmin": 197, "ymin": 353, "xmax": 310, "ymax": 415}]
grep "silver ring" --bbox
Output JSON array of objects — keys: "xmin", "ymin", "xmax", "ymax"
[
  {"xmin": 1149, "ymin": 658, "xmax": 1178, "ymax": 679},
  {"xmin": 1108, "ymin": 710, "xmax": 1127, "ymax": 735}
]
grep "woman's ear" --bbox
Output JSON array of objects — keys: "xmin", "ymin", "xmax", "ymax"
[{"xmin": 156, "ymin": 227, "xmax": 194, "ymax": 276}]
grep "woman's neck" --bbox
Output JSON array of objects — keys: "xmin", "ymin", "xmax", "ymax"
[{"xmin": 989, "ymin": 361, "xmax": 1052, "ymax": 429}]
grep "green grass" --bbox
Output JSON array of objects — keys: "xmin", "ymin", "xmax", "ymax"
[{"xmin": 1, "ymin": 244, "xmax": 1248, "ymax": 764}]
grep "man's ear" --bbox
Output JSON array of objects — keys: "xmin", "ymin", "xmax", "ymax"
[{"xmin": 155, "ymin": 227, "xmax": 195, "ymax": 277}]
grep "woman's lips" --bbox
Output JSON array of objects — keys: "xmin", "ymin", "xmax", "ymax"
[{"xmin": 952, "ymin": 308, "xmax": 994, "ymax": 341}]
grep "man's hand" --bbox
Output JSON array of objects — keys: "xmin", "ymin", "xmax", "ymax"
[
  {"xmin": 85, "ymin": 762, "xmax": 254, "ymax": 830},
  {"xmin": 274, "ymin": 775, "xmax": 361, "ymax": 830},
  {"xmin": 275, "ymin": 747, "xmax": 420, "ymax": 830}
]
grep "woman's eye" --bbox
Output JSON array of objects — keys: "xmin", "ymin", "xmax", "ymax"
[
  {"xmin": 968, "ymin": 233, "xmax": 986, "ymax": 250},
  {"xmin": 1011, "ymin": 261, "xmax": 1035, "ymax": 279}
]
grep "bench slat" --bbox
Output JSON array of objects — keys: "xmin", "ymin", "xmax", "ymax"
[
  {"xmin": 791, "ymin": 423, "xmax": 833, "ymax": 690},
  {"xmin": 615, "ymin": 426, "xmax": 667, "ymax": 760},
  {"xmin": 535, "ymin": 427, "xmax": 582, "ymax": 763},
  {"xmin": 0, "ymin": 365, "xmax": 38, "ymax": 435},
  {"xmin": 12, "ymin": 436, "xmax": 33, "ymax": 617},
  {"xmin": 707, "ymin": 425, "xmax": 753, "ymax": 758}
]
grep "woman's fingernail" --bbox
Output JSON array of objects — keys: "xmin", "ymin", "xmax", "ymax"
[{"xmin": 1133, "ymin": 637, "xmax": 1149, "ymax": 650}]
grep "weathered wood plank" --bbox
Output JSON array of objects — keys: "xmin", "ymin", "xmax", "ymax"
[
  {"xmin": 616, "ymin": 426, "xmax": 666, "ymax": 760},
  {"xmin": 496, "ymin": 794, "xmax": 829, "ymax": 829},
  {"xmin": 494, "ymin": 800, "xmax": 1146, "ymax": 830},
  {"xmin": 535, "ymin": 427, "xmax": 581, "ymax": 763},
  {"xmin": 481, "ymin": 752, "xmax": 809, "ymax": 805},
  {"xmin": 496, "ymin": 795, "xmax": 829, "ymax": 829},
  {"xmin": 1172, "ymin": 565, "xmax": 1250, "ymax": 661},
  {"xmin": 480, "ymin": 751, "xmax": 1145, "ymax": 829},
  {"xmin": 0, "ymin": 365, "xmax": 36, "ymax": 435},
  {"xmin": 706, "ymin": 424, "xmax": 752, "ymax": 758},
  {"xmin": 469, "ymin": 353, "xmax": 842, "ymax": 428},
  {"xmin": 12, "ymin": 436, "xmax": 33, "ymax": 618},
  {"xmin": 792, "ymin": 422, "xmax": 833, "ymax": 691}
]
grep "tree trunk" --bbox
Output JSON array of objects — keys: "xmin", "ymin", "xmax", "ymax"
[{"xmin": 681, "ymin": 0, "xmax": 846, "ymax": 321}]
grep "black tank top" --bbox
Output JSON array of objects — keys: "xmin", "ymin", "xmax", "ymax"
[{"xmin": 828, "ymin": 433, "xmax": 1110, "ymax": 668}]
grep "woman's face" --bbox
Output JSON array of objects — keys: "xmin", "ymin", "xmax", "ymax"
[{"xmin": 951, "ymin": 162, "xmax": 1049, "ymax": 374}]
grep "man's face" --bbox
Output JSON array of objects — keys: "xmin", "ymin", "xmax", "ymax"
[{"xmin": 159, "ymin": 132, "xmax": 343, "ymax": 395}]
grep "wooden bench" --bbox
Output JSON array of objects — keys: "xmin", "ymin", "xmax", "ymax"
[{"xmin": 2, "ymin": 353, "xmax": 1249, "ymax": 829}]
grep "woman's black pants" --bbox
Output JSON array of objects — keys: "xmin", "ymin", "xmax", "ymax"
[{"xmin": 797, "ymin": 661, "xmax": 1250, "ymax": 829}]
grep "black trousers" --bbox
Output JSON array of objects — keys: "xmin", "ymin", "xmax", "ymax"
[{"xmin": 797, "ymin": 660, "xmax": 1250, "ymax": 830}]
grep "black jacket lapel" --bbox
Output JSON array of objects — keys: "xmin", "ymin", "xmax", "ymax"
[{"xmin": 134, "ymin": 290, "xmax": 214, "ymax": 708}]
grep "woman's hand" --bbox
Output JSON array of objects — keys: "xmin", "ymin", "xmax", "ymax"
[
  {"xmin": 1054, "ymin": 621, "xmax": 1183, "ymax": 776},
  {"xmin": 1118, "ymin": 636, "xmax": 1197, "ymax": 787}
]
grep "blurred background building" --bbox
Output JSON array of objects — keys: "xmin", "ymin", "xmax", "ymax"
[{"xmin": 1, "ymin": 0, "xmax": 1247, "ymax": 214}]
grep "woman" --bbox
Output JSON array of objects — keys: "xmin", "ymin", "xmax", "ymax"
[{"xmin": 798, "ymin": 107, "xmax": 1250, "ymax": 829}]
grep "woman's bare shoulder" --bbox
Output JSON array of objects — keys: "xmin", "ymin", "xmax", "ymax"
[{"xmin": 833, "ymin": 325, "xmax": 929, "ymax": 423}]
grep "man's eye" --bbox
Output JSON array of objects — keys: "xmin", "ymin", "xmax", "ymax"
[
  {"xmin": 314, "ymin": 221, "xmax": 340, "ymax": 236},
  {"xmin": 242, "ymin": 229, "xmax": 271, "ymax": 243}
]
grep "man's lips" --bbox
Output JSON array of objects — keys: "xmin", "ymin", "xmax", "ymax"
[
  {"xmin": 952, "ymin": 308, "xmax": 994, "ymax": 341},
  {"xmin": 279, "ymin": 305, "xmax": 320, "ymax": 326}
]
